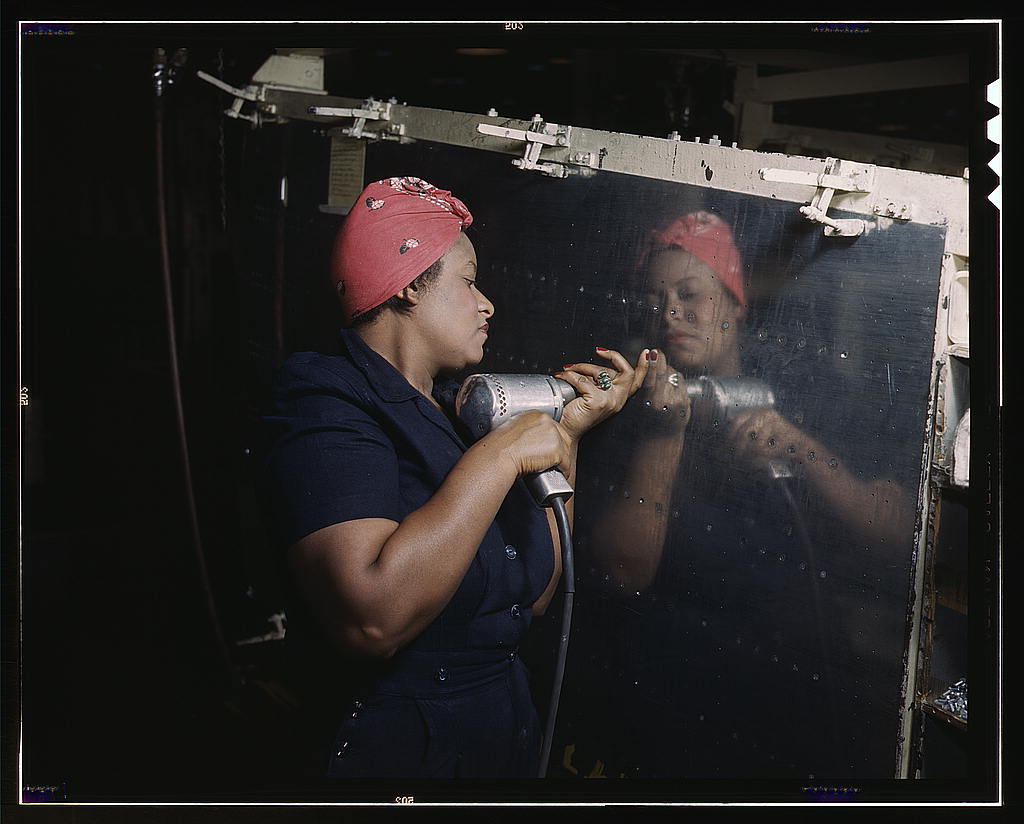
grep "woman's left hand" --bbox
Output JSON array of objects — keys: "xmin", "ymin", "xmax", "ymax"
[{"xmin": 555, "ymin": 347, "xmax": 650, "ymax": 441}]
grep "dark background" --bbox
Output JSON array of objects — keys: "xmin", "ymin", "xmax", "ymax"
[{"xmin": 5, "ymin": 14, "xmax": 1005, "ymax": 815}]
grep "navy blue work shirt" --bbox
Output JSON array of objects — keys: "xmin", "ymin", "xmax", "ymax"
[{"xmin": 261, "ymin": 328, "xmax": 556, "ymax": 778}]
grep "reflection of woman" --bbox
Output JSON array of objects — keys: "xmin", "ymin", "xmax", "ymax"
[
  {"xmin": 570, "ymin": 210, "xmax": 918, "ymax": 778},
  {"xmin": 589, "ymin": 210, "xmax": 912, "ymax": 591},
  {"xmin": 260, "ymin": 176, "xmax": 647, "ymax": 778}
]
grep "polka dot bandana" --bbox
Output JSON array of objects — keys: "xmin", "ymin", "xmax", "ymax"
[{"xmin": 331, "ymin": 176, "xmax": 474, "ymax": 324}]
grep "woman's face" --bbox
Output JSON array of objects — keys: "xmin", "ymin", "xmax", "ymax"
[
  {"xmin": 415, "ymin": 233, "xmax": 495, "ymax": 372},
  {"xmin": 642, "ymin": 248, "xmax": 746, "ymax": 376}
]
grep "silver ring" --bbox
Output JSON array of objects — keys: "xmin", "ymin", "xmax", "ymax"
[
  {"xmin": 596, "ymin": 371, "xmax": 613, "ymax": 391},
  {"xmin": 668, "ymin": 373, "xmax": 680, "ymax": 388}
]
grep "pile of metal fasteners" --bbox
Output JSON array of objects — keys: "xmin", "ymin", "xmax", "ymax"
[{"xmin": 932, "ymin": 678, "xmax": 968, "ymax": 721}]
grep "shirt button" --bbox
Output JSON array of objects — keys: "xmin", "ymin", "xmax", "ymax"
[
  {"xmin": 510, "ymin": 604, "xmax": 521, "ymax": 618},
  {"xmin": 435, "ymin": 666, "xmax": 448, "ymax": 682},
  {"xmin": 505, "ymin": 545, "xmax": 517, "ymax": 559},
  {"xmin": 508, "ymin": 650, "xmax": 517, "ymax": 661},
  {"xmin": 336, "ymin": 741, "xmax": 349, "ymax": 758}
]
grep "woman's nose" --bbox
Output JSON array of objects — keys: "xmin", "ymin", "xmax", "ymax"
[
  {"xmin": 667, "ymin": 303, "xmax": 697, "ymax": 323},
  {"xmin": 478, "ymin": 290, "xmax": 495, "ymax": 318}
]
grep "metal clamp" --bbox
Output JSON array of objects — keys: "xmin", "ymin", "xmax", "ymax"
[
  {"xmin": 759, "ymin": 158, "xmax": 874, "ymax": 237},
  {"xmin": 197, "ymin": 70, "xmax": 289, "ymax": 127},
  {"xmin": 235, "ymin": 612, "xmax": 288, "ymax": 646},
  {"xmin": 477, "ymin": 115, "xmax": 572, "ymax": 178},
  {"xmin": 308, "ymin": 97, "xmax": 397, "ymax": 139},
  {"xmin": 198, "ymin": 54, "xmax": 330, "ymax": 129},
  {"xmin": 197, "ymin": 71, "xmax": 271, "ymax": 126},
  {"xmin": 798, "ymin": 204, "xmax": 866, "ymax": 237}
]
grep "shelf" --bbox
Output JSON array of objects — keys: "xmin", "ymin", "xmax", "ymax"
[{"xmin": 921, "ymin": 699, "xmax": 967, "ymax": 730}]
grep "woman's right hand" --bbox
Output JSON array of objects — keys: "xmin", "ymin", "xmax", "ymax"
[
  {"xmin": 484, "ymin": 409, "xmax": 574, "ymax": 478},
  {"xmin": 635, "ymin": 349, "xmax": 692, "ymax": 436}
]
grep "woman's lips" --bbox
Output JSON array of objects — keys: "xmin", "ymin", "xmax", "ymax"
[{"xmin": 665, "ymin": 332, "xmax": 701, "ymax": 345}]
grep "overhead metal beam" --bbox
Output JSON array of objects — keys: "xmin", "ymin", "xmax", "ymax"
[{"xmin": 753, "ymin": 54, "xmax": 969, "ymax": 102}]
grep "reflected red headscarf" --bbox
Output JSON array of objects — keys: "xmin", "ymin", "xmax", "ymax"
[
  {"xmin": 331, "ymin": 176, "xmax": 474, "ymax": 325},
  {"xmin": 636, "ymin": 210, "xmax": 747, "ymax": 306}
]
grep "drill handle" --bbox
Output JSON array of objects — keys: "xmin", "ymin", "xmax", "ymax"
[{"xmin": 527, "ymin": 468, "xmax": 574, "ymax": 507}]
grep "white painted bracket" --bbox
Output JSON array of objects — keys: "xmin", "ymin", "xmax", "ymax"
[
  {"xmin": 197, "ymin": 71, "xmax": 260, "ymax": 102},
  {"xmin": 251, "ymin": 54, "xmax": 326, "ymax": 93},
  {"xmin": 760, "ymin": 158, "xmax": 875, "ymax": 237},
  {"xmin": 198, "ymin": 56, "xmax": 328, "ymax": 127},
  {"xmin": 757, "ymin": 164, "xmax": 874, "ymax": 193},
  {"xmin": 197, "ymin": 71, "xmax": 274, "ymax": 126},
  {"xmin": 946, "ymin": 269, "xmax": 969, "ymax": 354},
  {"xmin": 307, "ymin": 98, "xmax": 408, "ymax": 141},
  {"xmin": 235, "ymin": 612, "xmax": 288, "ymax": 646},
  {"xmin": 952, "ymin": 409, "xmax": 970, "ymax": 487},
  {"xmin": 477, "ymin": 117, "xmax": 572, "ymax": 178}
]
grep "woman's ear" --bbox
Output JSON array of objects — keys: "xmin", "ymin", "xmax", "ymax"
[{"xmin": 395, "ymin": 282, "xmax": 421, "ymax": 307}]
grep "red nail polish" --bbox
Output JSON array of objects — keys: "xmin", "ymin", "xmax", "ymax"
[
  {"xmin": 644, "ymin": 351, "xmax": 650, "ymax": 361},
  {"xmin": 651, "ymin": 350, "xmax": 659, "ymax": 361},
  {"xmin": 596, "ymin": 346, "xmax": 609, "ymax": 352}
]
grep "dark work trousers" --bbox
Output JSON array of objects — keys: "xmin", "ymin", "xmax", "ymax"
[{"xmin": 313, "ymin": 649, "xmax": 542, "ymax": 779}]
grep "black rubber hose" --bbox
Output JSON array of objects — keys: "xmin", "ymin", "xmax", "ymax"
[
  {"xmin": 155, "ymin": 72, "xmax": 234, "ymax": 682},
  {"xmin": 776, "ymin": 477, "xmax": 839, "ymax": 753},
  {"xmin": 538, "ymin": 494, "xmax": 575, "ymax": 777}
]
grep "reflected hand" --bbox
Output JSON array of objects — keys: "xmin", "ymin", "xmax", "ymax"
[
  {"xmin": 555, "ymin": 347, "xmax": 650, "ymax": 441},
  {"xmin": 634, "ymin": 349, "xmax": 692, "ymax": 436},
  {"xmin": 728, "ymin": 408, "xmax": 907, "ymax": 544},
  {"xmin": 727, "ymin": 408, "xmax": 815, "ymax": 471}
]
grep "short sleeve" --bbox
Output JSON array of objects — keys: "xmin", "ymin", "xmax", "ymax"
[{"xmin": 261, "ymin": 358, "xmax": 402, "ymax": 547}]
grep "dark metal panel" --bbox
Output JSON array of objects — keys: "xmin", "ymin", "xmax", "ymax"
[{"xmin": 355, "ymin": 139, "xmax": 944, "ymax": 779}]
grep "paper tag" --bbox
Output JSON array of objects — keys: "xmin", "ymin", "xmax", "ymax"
[{"xmin": 328, "ymin": 138, "xmax": 366, "ymax": 212}]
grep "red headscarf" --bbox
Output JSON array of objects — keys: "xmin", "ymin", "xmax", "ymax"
[
  {"xmin": 636, "ymin": 210, "xmax": 747, "ymax": 306},
  {"xmin": 331, "ymin": 176, "xmax": 474, "ymax": 325}
]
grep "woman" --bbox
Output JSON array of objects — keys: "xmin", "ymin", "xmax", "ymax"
[
  {"xmin": 261, "ymin": 176, "xmax": 649, "ymax": 779},
  {"xmin": 576, "ymin": 210, "xmax": 915, "ymax": 777},
  {"xmin": 589, "ymin": 210, "xmax": 912, "ymax": 591}
]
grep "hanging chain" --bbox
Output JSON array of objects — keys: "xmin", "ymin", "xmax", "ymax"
[{"xmin": 218, "ymin": 48, "xmax": 227, "ymax": 232}]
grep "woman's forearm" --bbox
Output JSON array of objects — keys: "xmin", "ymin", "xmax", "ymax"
[
  {"xmin": 296, "ymin": 413, "xmax": 568, "ymax": 658},
  {"xmin": 587, "ymin": 433, "xmax": 686, "ymax": 591},
  {"xmin": 728, "ymin": 408, "xmax": 915, "ymax": 548},
  {"xmin": 800, "ymin": 456, "xmax": 914, "ymax": 547}
]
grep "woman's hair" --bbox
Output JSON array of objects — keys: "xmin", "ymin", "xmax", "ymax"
[{"xmin": 350, "ymin": 256, "xmax": 445, "ymax": 327}]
